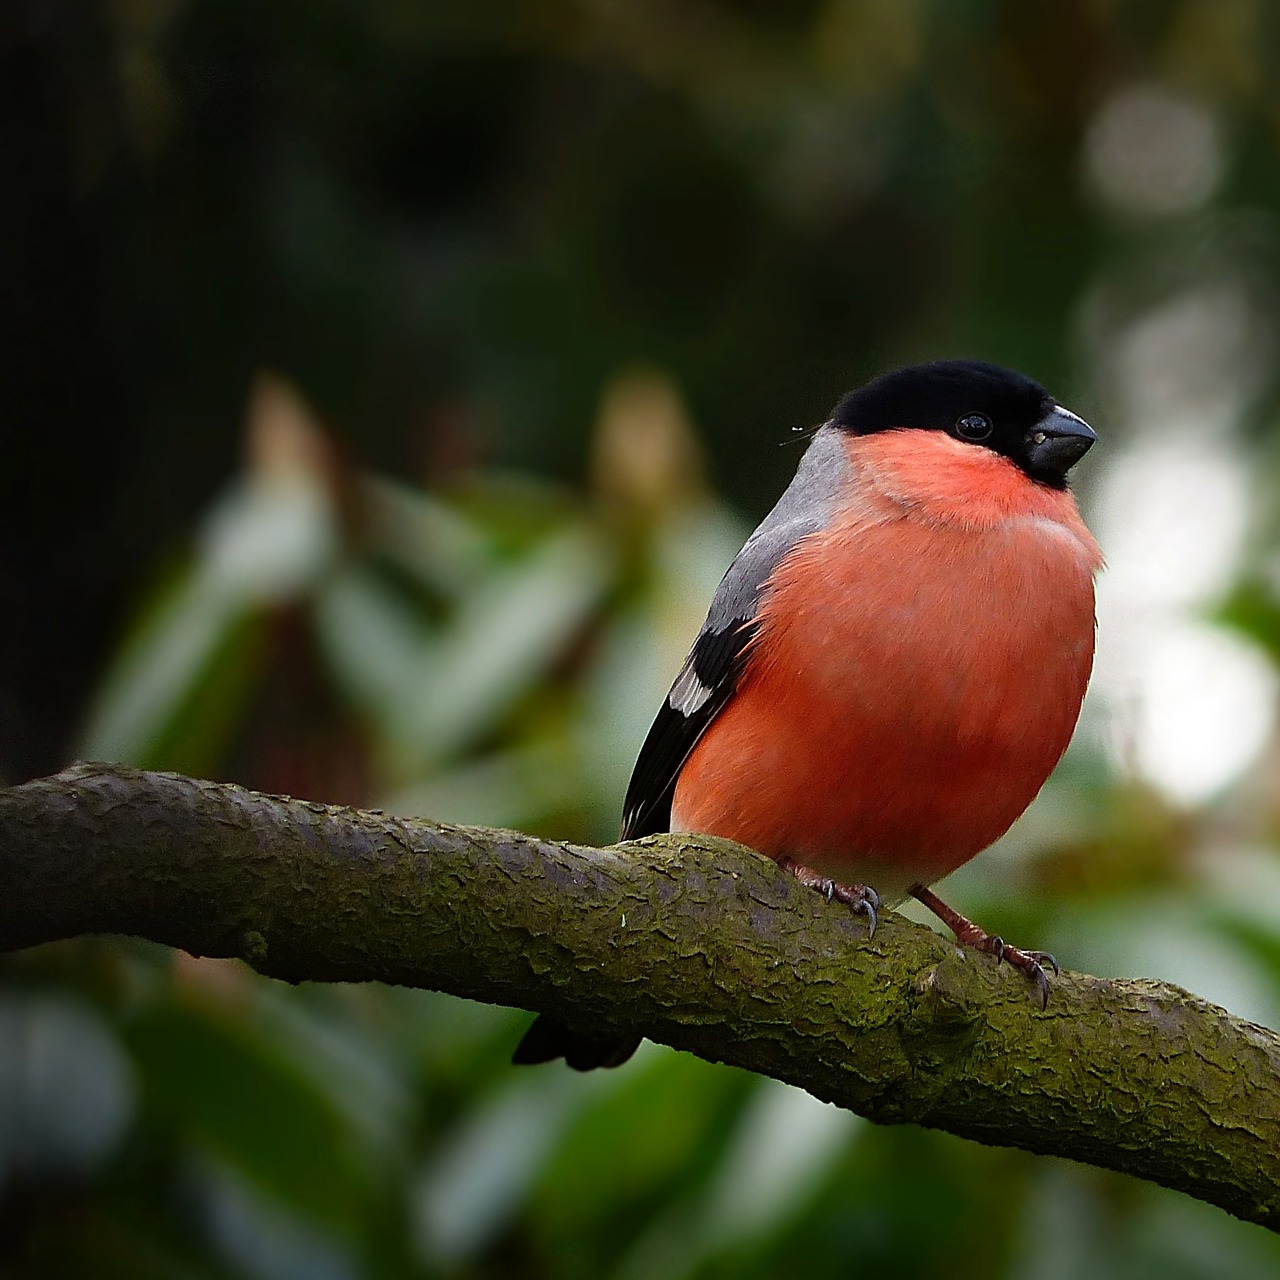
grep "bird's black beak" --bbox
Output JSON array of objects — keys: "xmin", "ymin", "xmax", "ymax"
[{"xmin": 1024, "ymin": 406, "xmax": 1096, "ymax": 485}]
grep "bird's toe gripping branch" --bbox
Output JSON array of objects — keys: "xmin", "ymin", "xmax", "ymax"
[
  {"xmin": 777, "ymin": 856, "xmax": 880, "ymax": 935},
  {"xmin": 912, "ymin": 884, "xmax": 1058, "ymax": 1009}
]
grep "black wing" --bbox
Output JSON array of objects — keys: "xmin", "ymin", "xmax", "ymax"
[
  {"xmin": 620, "ymin": 618, "xmax": 756, "ymax": 839},
  {"xmin": 619, "ymin": 424, "xmax": 849, "ymax": 841},
  {"xmin": 513, "ymin": 619, "xmax": 757, "ymax": 1073}
]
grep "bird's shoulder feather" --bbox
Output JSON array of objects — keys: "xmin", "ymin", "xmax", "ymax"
[{"xmin": 621, "ymin": 429, "xmax": 853, "ymax": 839}]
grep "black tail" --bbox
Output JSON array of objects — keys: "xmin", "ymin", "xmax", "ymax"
[{"xmin": 512, "ymin": 1014, "xmax": 642, "ymax": 1071}]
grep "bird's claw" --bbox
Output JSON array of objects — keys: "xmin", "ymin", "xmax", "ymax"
[
  {"xmin": 827, "ymin": 880, "xmax": 878, "ymax": 935},
  {"xmin": 993, "ymin": 944, "xmax": 1056, "ymax": 1010},
  {"xmin": 779, "ymin": 859, "xmax": 879, "ymax": 937},
  {"xmin": 1033, "ymin": 964, "xmax": 1049, "ymax": 1011},
  {"xmin": 910, "ymin": 886, "xmax": 1059, "ymax": 1010}
]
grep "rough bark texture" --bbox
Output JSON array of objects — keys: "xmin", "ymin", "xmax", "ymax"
[{"xmin": 3, "ymin": 763, "xmax": 1279, "ymax": 1230}]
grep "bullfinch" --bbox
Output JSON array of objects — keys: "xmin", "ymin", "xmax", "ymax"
[{"xmin": 515, "ymin": 360, "xmax": 1101, "ymax": 1070}]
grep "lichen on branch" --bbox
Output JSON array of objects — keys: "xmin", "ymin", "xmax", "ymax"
[{"xmin": 2, "ymin": 763, "xmax": 1279, "ymax": 1230}]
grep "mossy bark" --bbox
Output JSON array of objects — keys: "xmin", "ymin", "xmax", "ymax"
[{"xmin": 3, "ymin": 763, "xmax": 1279, "ymax": 1230}]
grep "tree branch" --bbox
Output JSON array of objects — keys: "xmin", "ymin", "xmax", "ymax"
[{"xmin": 3, "ymin": 763, "xmax": 1278, "ymax": 1230}]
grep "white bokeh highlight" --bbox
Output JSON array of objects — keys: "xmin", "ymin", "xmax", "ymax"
[
  {"xmin": 1084, "ymin": 85, "xmax": 1223, "ymax": 217},
  {"xmin": 1085, "ymin": 285, "xmax": 1276, "ymax": 806},
  {"xmin": 1131, "ymin": 619, "xmax": 1276, "ymax": 804}
]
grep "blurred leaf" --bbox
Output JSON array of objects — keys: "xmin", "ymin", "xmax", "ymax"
[
  {"xmin": 79, "ymin": 461, "xmax": 337, "ymax": 771},
  {"xmin": 1009, "ymin": 1157, "xmax": 1280, "ymax": 1280},
  {"xmin": 417, "ymin": 522, "xmax": 612, "ymax": 761},
  {"xmin": 411, "ymin": 1068, "xmax": 616, "ymax": 1267},
  {"xmin": 250, "ymin": 985, "xmax": 416, "ymax": 1171},
  {"xmin": 616, "ymin": 1080, "xmax": 863, "ymax": 1280},
  {"xmin": 313, "ymin": 565, "xmax": 434, "ymax": 752},
  {"xmin": 380, "ymin": 739, "xmax": 581, "ymax": 829},
  {"xmin": 1216, "ymin": 575, "xmax": 1280, "ymax": 662},
  {"xmin": 317, "ymin": 522, "xmax": 612, "ymax": 773},
  {"xmin": 78, "ymin": 566, "xmax": 260, "ymax": 770},
  {"xmin": 361, "ymin": 475, "xmax": 498, "ymax": 598},
  {"xmin": 528, "ymin": 1052, "xmax": 751, "ymax": 1273},
  {"xmin": 187, "ymin": 1155, "xmax": 360, "ymax": 1280},
  {"xmin": 122, "ymin": 997, "xmax": 374, "ymax": 1230},
  {"xmin": 0, "ymin": 996, "xmax": 136, "ymax": 1186}
]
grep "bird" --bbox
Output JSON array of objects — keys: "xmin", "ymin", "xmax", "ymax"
[{"xmin": 514, "ymin": 359, "xmax": 1102, "ymax": 1070}]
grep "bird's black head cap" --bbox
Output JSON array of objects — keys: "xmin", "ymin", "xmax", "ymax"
[{"xmin": 830, "ymin": 360, "xmax": 1095, "ymax": 488}]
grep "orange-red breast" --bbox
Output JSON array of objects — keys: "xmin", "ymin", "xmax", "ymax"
[{"xmin": 516, "ymin": 360, "xmax": 1101, "ymax": 1069}]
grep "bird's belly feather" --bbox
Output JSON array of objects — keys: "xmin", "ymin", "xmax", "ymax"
[{"xmin": 670, "ymin": 513, "xmax": 1096, "ymax": 900}]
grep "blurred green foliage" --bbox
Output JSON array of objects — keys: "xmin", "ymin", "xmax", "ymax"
[{"xmin": 13, "ymin": 0, "xmax": 1280, "ymax": 1276}]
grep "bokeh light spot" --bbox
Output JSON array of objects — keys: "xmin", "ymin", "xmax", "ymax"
[{"xmin": 1084, "ymin": 85, "xmax": 1223, "ymax": 216}]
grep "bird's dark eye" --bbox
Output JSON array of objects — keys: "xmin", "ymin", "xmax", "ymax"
[{"xmin": 955, "ymin": 413, "xmax": 993, "ymax": 442}]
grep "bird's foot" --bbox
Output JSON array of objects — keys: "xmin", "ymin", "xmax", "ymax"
[
  {"xmin": 911, "ymin": 885, "xmax": 1058, "ymax": 1010},
  {"xmin": 778, "ymin": 857, "xmax": 880, "ymax": 935}
]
